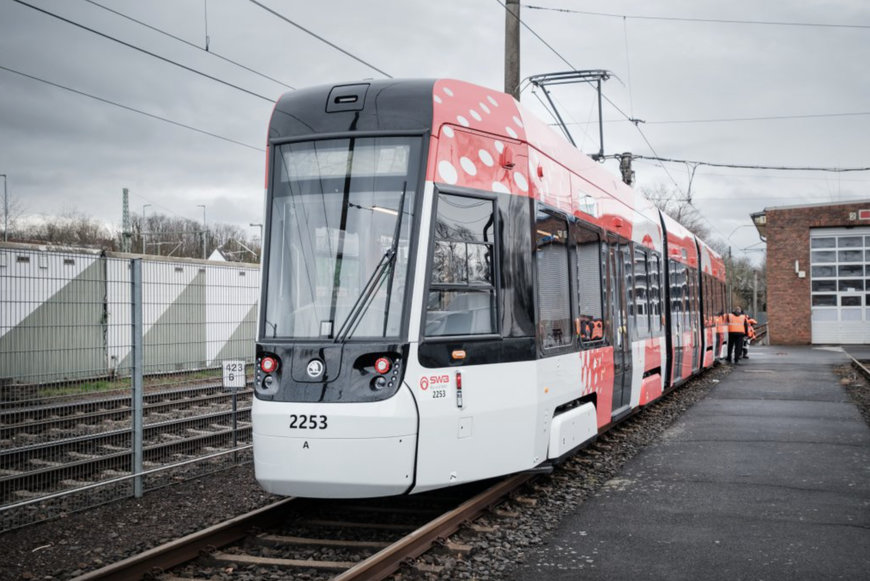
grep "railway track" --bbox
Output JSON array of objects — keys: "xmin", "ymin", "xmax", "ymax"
[
  {"xmin": 1, "ymin": 383, "xmax": 249, "ymax": 427},
  {"xmin": 0, "ymin": 384, "xmax": 252, "ymax": 504},
  {"xmin": 73, "ymin": 473, "xmax": 533, "ymax": 581},
  {"xmin": 1, "ymin": 390, "xmax": 252, "ymax": 446}
]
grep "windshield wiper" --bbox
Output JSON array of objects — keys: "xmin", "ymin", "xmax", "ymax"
[
  {"xmin": 334, "ymin": 183, "xmax": 407, "ymax": 342},
  {"xmin": 333, "ymin": 247, "xmax": 396, "ymax": 342}
]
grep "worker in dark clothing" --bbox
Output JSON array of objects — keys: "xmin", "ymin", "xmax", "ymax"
[{"xmin": 726, "ymin": 306, "xmax": 748, "ymax": 364}]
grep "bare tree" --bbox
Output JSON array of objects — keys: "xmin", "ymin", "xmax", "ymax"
[
  {"xmin": 15, "ymin": 211, "xmax": 117, "ymax": 249},
  {"xmin": 136, "ymin": 212, "xmax": 260, "ymax": 262},
  {"xmin": 642, "ymin": 183, "xmax": 766, "ymax": 317},
  {"xmin": 10, "ymin": 209, "xmax": 260, "ymax": 263},
  {"xmin": 1, "ymin": 194, "xmax": 25, "ymax": 241},
  {"xmin": 642, "ymin": 184, "xmax": 711, "ymax": 241}
]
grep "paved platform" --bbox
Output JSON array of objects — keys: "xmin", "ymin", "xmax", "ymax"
[{"xmin": 509, "ymin": 345, "xmax": 870, "ymax": 580}]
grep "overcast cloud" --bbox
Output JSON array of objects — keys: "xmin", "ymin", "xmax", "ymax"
[{"xmin": 1, "ymin": 0, "xmax": 868, "ymax": 258}]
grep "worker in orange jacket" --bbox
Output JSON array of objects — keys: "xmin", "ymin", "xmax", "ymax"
[
  {"xmin": 742, "ymin": 316, "xmax": 757, "ymax": 359},
  {"xmin": 726, "ymin": 306, "xmax": 749, "ymax": 364}
]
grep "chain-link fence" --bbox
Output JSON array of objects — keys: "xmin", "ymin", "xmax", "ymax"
[{"xmin": 0, "ymin": 243, "xmax": 258, "ymax": 531}]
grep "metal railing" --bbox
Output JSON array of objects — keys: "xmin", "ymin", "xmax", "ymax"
[{"xmin": 0, "ymin": 244, "xmax": 259, "ymax": 531}]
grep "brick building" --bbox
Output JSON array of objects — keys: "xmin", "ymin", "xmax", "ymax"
[{"xmin": 753, "ymin": 200, "xmax": 870, "ymax": 345}]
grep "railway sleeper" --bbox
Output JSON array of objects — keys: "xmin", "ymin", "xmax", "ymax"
[
  {"xmin": 1, "ymin": 428, "xmax": 250, "ymax": 501},
  {"xmin": 257, "ymin": 534, "xmax": 391, "ymax": 550},
  {"xmin": 210, "ymin": 551, "xmax": 356, "ymax": 571}
]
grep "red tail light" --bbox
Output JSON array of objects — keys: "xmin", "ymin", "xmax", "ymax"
[
  {"xmin": 374, "ymin": 357, "xmax": 391, "ymax": 374},
  {"xmin": 260, "ymin": 356, "xmax": 278, "ymax": 373}
]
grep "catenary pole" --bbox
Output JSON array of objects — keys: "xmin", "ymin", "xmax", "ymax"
[
  {"xmin": 504, "ymin": 0, "xmax": 520, "ymax": 99},
  {"xmin": 1, "ymin": 174, "xmax": 7, "ymax": 242}
]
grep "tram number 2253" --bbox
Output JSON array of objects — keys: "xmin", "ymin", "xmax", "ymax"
[{"xmin": 289, "ymin": 414, "xmax": 328, "ymax": 430}]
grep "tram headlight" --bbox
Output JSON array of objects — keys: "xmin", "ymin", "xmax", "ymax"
[
  {"xmin": 256, "ymin": 373, "xmax": 279, "ymax": 396},
  {"xmin": 371, "ymin": 376, "xmax": 388, "ymax": 391}
]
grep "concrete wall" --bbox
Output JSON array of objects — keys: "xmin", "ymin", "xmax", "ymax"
[{"xmin": 0, "ymin": 243, "xmax": 259, "ymax": 385}]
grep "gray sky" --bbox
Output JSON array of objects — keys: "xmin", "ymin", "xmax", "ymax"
[{"xmin": 1, "ymin": 0, "xmax": 868, "ymax": 258}]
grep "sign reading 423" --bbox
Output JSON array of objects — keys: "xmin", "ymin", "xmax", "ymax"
[{"xmin": 223, "ymin": 360, "xmax": 246, "ymax": 390}]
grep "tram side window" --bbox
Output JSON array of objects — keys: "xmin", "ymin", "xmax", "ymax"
[
  {"xmin": 649, "ymin": 253, "xmax": 662, "ymax": 333},
  {"xmin": 688, "ymin": 267, "xmax": 699, "ymax": 329},
  {"xmin": 536, "ymin": 211, "xmax": 573, "ymax": 349},
  {"xmin": 425, "ymin": 193, "xmax": 496, "ymax": 337},
  {"xmin": 624, "ymin": 243, "xmax": 635, "ymax": 332},
  {"xmin": 702, "ymin": 274, "xmax": 710, "ymax": 325},
  {"xmin": 574, "ymin": 223, "xmax": 604, "ymax": 346},
  {"xmin": 633, "ymin": 248, "xmax": 649, "ymax": 338},
  {"xmin": 668, "ymin": 260, "xmax": 683, "ymax": 324},
  {"xmin": 681, "ymin": 263, "xmax": 691, "ymax": 329}
]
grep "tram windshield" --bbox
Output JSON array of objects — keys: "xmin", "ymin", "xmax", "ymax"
[{"xmin": 264, "ymin": 136, "xmax": 421, "ymax": 340}]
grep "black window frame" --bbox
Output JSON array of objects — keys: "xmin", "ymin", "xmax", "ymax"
[
  {"xmin": 423, "ymin": 188, "xmax": 501, "ymax": 340},
  {"xmin": 535, "ymin": 207, "xmax": 575, "ymax": 354},
  {"xmin": 572, "ymin": 218, "xmax": 606, "ymax": 350}
]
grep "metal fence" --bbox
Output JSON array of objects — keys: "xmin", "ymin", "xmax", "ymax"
[{"xmin": 0, "ymin": 243, "xmax": 258, "ymax": 531}]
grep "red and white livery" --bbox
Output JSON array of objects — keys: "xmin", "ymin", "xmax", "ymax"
[{"xmin": 252, "ymin": 79, "xmax": 727, "ymax": 497}]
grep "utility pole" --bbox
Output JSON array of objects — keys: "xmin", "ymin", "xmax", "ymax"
[
  {"xmin": 141, "ymin": 204, "xmax": 151, "ymax": 254},
  {"xmin": 504, "ymin": 0, "xmax": 520, "ymax": 100},
  {"xmin": 198, "ymin": 204, "xmax": 207, "ymax": 259},
  {"xmin": 122, "ymin": 188, "xmax": 132, "ymax": 252},
  {"xmin": 1, "ymin": 174, "xmax": 7, "ymax": 242}
]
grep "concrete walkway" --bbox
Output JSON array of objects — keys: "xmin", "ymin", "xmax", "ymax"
[{"xmin": 509, "ymin": 345, "xmax": 870, "ymax": 580}]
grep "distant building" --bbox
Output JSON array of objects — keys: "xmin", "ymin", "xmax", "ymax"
[{"xmin": 753, "ymin": 199, "xmax": 870, "ymax": 344}]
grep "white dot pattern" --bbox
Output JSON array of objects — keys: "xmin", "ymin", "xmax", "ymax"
[
  {"xmin": 430, "ymin": 81, "xmax": 535, "ymax": 200},
  {"xmin": 438, "ymin": 160, "xmax": 458, "ymax": 184}
]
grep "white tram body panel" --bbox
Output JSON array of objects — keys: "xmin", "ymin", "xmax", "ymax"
[
  {"xmin": 252, "ymin": 387, "xmax": 418, "ymax": 498},
  {"xmin": 407, "ymin": 351, "xmax": 542, "ymax": 493}
]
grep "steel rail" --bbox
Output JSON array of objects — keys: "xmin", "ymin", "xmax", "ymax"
[
  {"xmin": 845, "ymin": 349, "xmax": 870, "ymax": 381},
  {"xmin": 0, "ymin": 391, "xmax": 252, "ymax": 439},
  {"xmin": 69, "ymin": 473, "xmax": 534, "ymax": 581},
  {"xmin": 334, "ymin": 472, "xmax": 534, "ymax": 581},
  {"xmin": 1, "ymin": 426, "xmax": 252, "ymax": 500},
  {"xmin": 0, "ymin": 384, "xmax": 250, "ymax": 417},
  {"xmin": 70, "ymin": 498, "xmax": 296, "ymax": 581},
  {"xmin": 1, "ymin": 408, "xmax": 252, "ymax": 468}
]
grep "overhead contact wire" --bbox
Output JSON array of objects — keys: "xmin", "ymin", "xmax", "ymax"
[
  {"xmin": 13, "ymin": 0, "xmax": 276, "ymax": 103},
  {"xmin": 246, "ymin": 0, "xmax": 392, "ymax": 78}
]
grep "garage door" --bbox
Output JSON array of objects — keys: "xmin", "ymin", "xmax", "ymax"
[{"xmin": 810, "ymin": 228, "xmax": 870, "ymax": 343}]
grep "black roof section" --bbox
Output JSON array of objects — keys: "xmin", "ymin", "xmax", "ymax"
[{"xmin": 268, "ymin": 79, "xmax": 436, "ymax": 142}]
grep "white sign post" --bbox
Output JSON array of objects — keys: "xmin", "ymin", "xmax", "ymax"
[
  {"xmin": 222, "ymin": 360, "xmax": 246, "ymax": 390},
  {"xmin": 222, "ymin": 360, "xmax": 246, "ymax": 454}
]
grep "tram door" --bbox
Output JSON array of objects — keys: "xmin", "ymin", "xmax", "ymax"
[{"xmin": 606, "ymin": 235, "xmax": 633, "ymax": 415}]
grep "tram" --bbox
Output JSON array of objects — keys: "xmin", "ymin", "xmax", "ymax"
[{"xmin": 252, "ymin": 79, "xmax": 727, "ymax": 498}]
